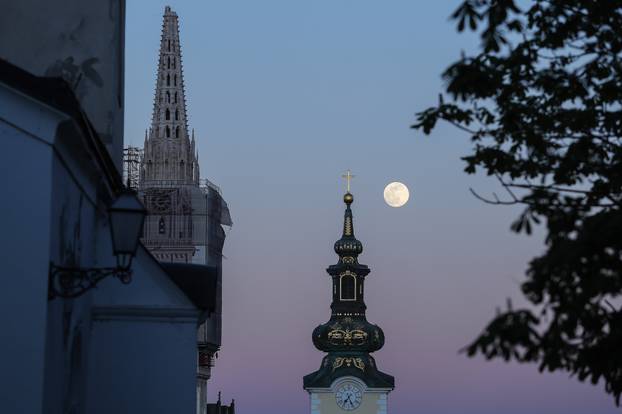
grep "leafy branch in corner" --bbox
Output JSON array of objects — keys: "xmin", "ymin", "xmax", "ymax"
[{"xmin": 413, "ymin": 0, "xmax": 622, "ymax": 405}]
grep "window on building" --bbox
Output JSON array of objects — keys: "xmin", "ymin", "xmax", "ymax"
[
  {"xmin": 175, "ymin": 109, "xmax": 179, "ymax": 120},
  {"xmin": 174, "ymin": 74, "xmax": 177, "ymax": 86},
  {"xmin": 166, "ymin": 126, "xmax": 170, "ymax": 138},
  {"xmin": 159, "ymin": 217, "xmax": 166, "ymax": 234},
  {"xmin": 340, "ymin": 273, "xmax": 356, "ymax": 301},
  {"xmin": 168, "ymin": 39, "xmax": 171, "ymax": 51},
  {"xmin": 167, "ymin": 57, "xmax": 170, "ymax": 69},
  {"xmin": 166, "ymin": 91, "xmax": 170, "ymax": 103},
  {"xmin": 175, "ymin": 126, "xmax": 180, "ymax": 138},
  {"xmin": 174, "ymin": 92, "xmax": 177, "ymax": 103},
  {"xmin": 165, "ymin": 109, "xmax": 170, "ymax": 120}
]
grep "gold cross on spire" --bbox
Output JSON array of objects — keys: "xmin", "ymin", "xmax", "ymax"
[{"xmin": 341, "ymin": 169, "xmax": 355, "ymax": 193}]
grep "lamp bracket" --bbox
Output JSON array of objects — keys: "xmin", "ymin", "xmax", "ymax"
[{"xmin": 48, "ymin": 263, "xmax": 132, "ymax": 300}]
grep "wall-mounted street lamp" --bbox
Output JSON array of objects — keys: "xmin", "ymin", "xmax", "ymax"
[{"xmin": 48, "ymin": 190, "xmax": 146, "ymax": 300}]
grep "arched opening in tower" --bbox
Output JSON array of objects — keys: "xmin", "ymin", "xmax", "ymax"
[{"xmin": 340, "ymin": 274, "xmax": 356, "ymax": 301}]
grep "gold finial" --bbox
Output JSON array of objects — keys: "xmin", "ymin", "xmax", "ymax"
[{"xmin": 341, "ymin": 169, "xmax": 355, "ymax": 193}]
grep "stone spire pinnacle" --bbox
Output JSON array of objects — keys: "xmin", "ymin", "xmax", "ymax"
[
  {"xmin": 140, "ymin": 6, "xmax": 199, "ymax": 185},
  {"xmin": 150, "ymin": 6, "xmax": 189, "ymax": 138}
]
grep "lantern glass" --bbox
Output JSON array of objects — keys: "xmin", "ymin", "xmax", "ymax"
[{"xmin": 108, "ymin": 190, "xmax": 146, "ymax": 269}]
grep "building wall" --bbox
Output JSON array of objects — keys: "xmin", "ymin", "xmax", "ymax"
[
  {"xmin": 0, "ymin": 0, "xmax": 126, "ymax": 170},
  {"xmin": 86, "ymin": 313, "xmax": 198, "ymax": 414},
  {"xmin": 309, "ymin": 391, "xmax": 389, "ymax": 414},
  {"xmin": 88, "ymin": 245, "xmax": 201, "ymax": 414},
  {"xmin": 0, "ymin": 82, "xmax": 114, "ymax": 414},
  {"xmin": 41, "ymin": 153, "xmax": 88, "ymax": 414},
  {"xmin": 307, "ymin": 377, "xmax": 390, "ymax": 414},
  {"xmin": 91, "ymin": 246, "xmax": 197, "ymax": 307},
  {"xmin": 0, "ymin": 4, "xmax": 212, "ymax": 413},
  {"xmin": 0, "ymin": 87, "xmax": 58, "ymax": 414},
  {"xmin": 0, "ymin": 76, "xmax": 201, "ymax": 414},
  {"xmin": 41, "ymin": 123, "xmax": 104, "ymax": 414}
]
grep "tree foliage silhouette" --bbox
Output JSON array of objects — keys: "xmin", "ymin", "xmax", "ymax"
[{"xmin": 413, "ymin": 0, "xmax": 622, "ymax": 404}]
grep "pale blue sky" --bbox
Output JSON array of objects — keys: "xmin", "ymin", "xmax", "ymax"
[{"xmin": 124, "ymin": 1, "xmax": 618, "ymax": 413}]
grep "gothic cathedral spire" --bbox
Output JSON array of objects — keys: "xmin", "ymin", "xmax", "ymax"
[
  {"xmin": 141, "ymin": 5, "xmax": 199, "ymax": 185},
  {"xmin": 138, "ymin": 5, "xmax": 199, "ymax": 263}
]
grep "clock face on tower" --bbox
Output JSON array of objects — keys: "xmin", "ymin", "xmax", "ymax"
[{"xmin": 335, "ymin": 383, "xmax": 362, "ymax": 410}]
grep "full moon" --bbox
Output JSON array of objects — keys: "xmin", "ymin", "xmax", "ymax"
[{"xmin": 383, "ymin": 182, "xmax": 409, "ymax": 208}]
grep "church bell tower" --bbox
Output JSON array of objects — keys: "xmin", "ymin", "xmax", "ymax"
[
  {"xmin": 139, "ymin": 6, "xmax": 199, "ymax": 263},
  {"xmin": 304, "ymin": 177, "xmax": 395, "ymax": 413}
]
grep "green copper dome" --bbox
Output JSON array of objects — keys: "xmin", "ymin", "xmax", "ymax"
[{"xmin": 304, "ymin": 189, "xmax": 394, "ymax": 390}]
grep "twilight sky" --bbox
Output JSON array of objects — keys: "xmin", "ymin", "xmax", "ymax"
[{"xmin": 124, "ymin": 1, "xmax": 618, "ymax": 413}]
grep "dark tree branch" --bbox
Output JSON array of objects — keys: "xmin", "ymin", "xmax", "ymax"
[{"xmin": 416, "ymin": 0, "xmax": 622, "ymax": 404}]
